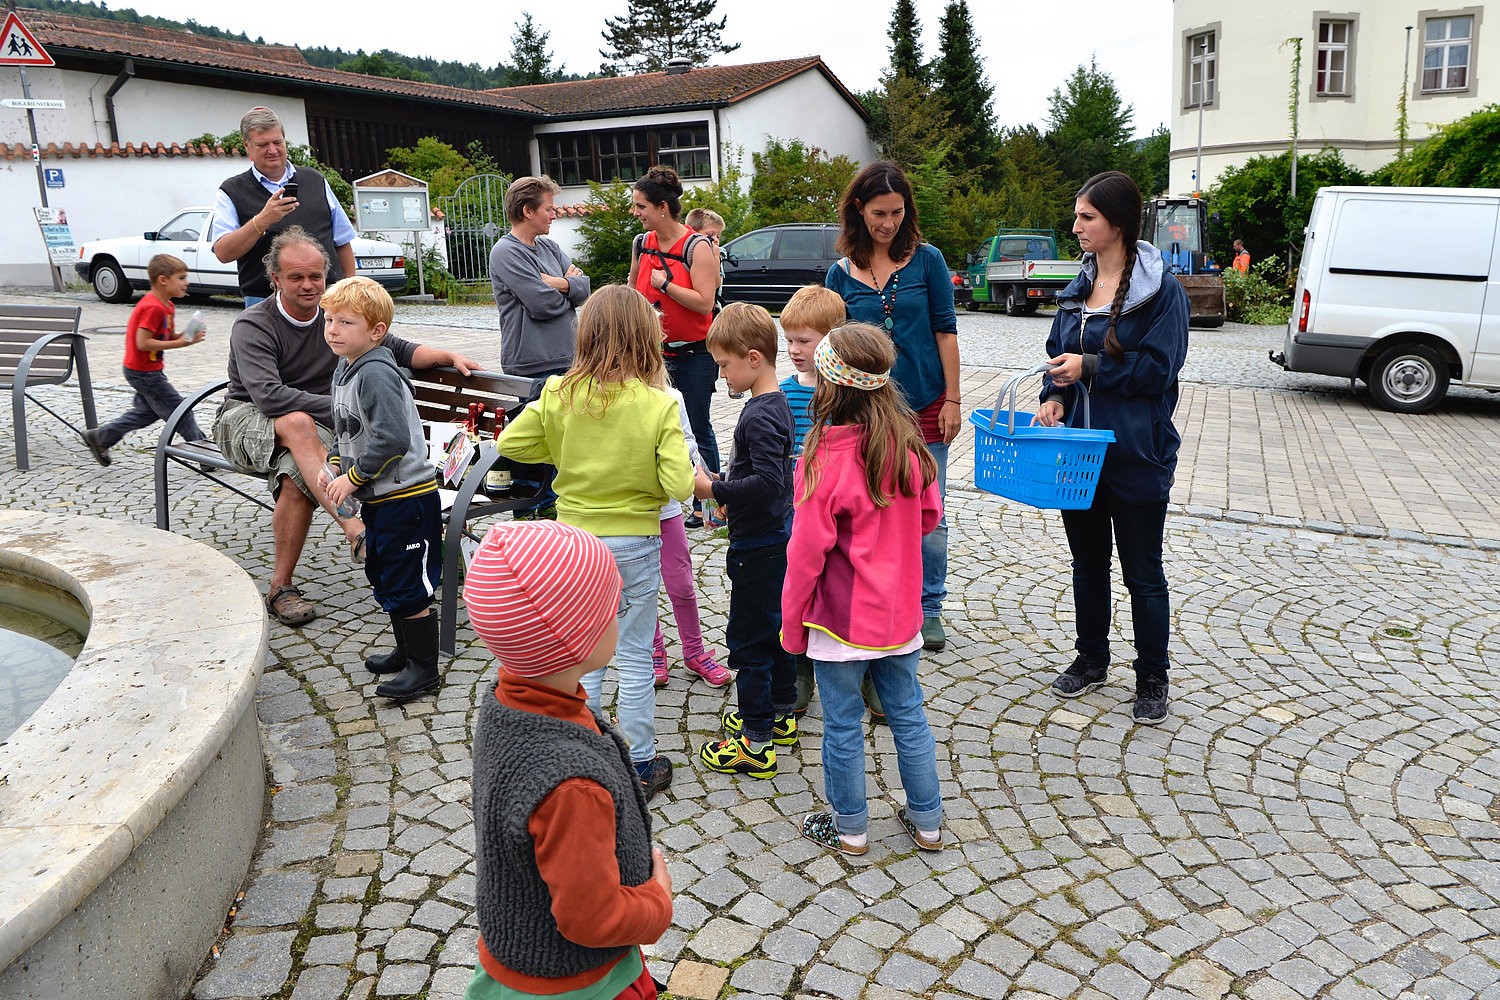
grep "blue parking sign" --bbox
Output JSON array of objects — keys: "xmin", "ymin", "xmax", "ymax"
[{"xmin": 43, "ymin": 168, "xmax": 63, "ymax": 188}]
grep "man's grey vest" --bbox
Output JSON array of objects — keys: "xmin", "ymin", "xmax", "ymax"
[{"xmin": 219, "ymin": 165, "xmax": 343, "ymax": 298}]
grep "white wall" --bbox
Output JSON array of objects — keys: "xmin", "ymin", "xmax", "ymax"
[
  {"xmin": 721, "ymin": 70, "xmax": 877, "ymax": 179},
  {"xmin": 0, "ymin": 153, "xmax": 249, "ymax": 286},
  {"xmin": 0, "ymin": 66, "xmax": 308, "ymax": 148},
  {"xmin": 1169, "ymin": 1, "xmax": 1497, "ymax": 193}
]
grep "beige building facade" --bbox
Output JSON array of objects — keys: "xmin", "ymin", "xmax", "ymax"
[{"xmin": 1170, "ymin": 1, "xmax": 1493, "ymax": 194}]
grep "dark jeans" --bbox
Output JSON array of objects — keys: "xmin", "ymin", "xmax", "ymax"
[
  {"xmin": 726, "ymin": 541, "xmax": 796, "ymax": 744},
  {"xmin": 665, "ymin": 346, "xmax": 719, "ymax": 509},
  {"xmin": 1060, "ymin": 485, "xmax": 1171, "ymax": 680},
  {"xmin": 508, "ymin": 367, "xmax": 568, "ymax": 513},
  {"xmin": 97, "ymin": 367, "xmax": 204, "ymax": 449}
]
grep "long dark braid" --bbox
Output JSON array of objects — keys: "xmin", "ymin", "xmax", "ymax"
[
  {"xmin": 1077, "ymin": 170, "xmax": 1143, "ymax": 363},
  {"xmin": 1102, "ymin": 241, "xmax": 1136, "ymax": 362}
]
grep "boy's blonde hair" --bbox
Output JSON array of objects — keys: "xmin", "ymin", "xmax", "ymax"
[
  {"xmin": 684, "ymin": 207, "xmax": 724, "ymax": 232},
  {"xmin": 707, "ymin": 302, "xmax": 777, "ymax": 360},
  {"xmin": 321, "ymin": 276, "xmax": 394, "ymax": 333},
  {"xmin": 560, "ymin": 285, "xmax": 665, "ymax": 414},
  {"xmin": 779, "ymin": 285, "xmax": 845, "ymax": 336},
  {"xmin": 148, "ymin": 254, "xmax": 188, "ymax": 283}
]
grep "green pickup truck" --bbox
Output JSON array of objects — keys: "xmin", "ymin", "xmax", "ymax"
[{"xmin": 963, "ymin": 229, "xmax": 1082, "ymax": 315}]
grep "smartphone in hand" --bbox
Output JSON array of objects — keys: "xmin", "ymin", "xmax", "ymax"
[{"xmin": 281, "ymin": 181, "xmax": 299, "ymax": 200}]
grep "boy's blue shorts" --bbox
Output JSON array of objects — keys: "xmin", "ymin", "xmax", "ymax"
[{"xmin": 363, "ymin": 491, "xmax": 442, "ymax": 618}]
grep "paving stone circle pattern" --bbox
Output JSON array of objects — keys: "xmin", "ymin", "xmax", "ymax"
[{"xmin": 2, "ymin": 291, "xmax": 1499, "ymax": 1000}]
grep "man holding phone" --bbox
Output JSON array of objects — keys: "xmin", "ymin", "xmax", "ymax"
[{"xmin": 211, "ymin": 106, "xmax": 357, "ymax": 305}]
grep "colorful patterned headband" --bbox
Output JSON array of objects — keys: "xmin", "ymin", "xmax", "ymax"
[{"xmin": 815, "ymin": 335, "xmax": 889, "ymax": 391}]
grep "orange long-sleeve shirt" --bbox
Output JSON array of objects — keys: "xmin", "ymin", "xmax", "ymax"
[{"xmin": 476, "ymin": 673, "xmax": 672, "ymax": 994}]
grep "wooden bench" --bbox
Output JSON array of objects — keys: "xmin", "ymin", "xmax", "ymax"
[
  {"xmin": 0, "ymin": 304, "xmax": 97, "ymax": 471},
  {"xmin": 155, "ymin": 366, "xmax": 538, "ymax": 656}
]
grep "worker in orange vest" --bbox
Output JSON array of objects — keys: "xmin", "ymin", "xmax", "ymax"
[{"xmin": 1232, "ymin": 239, "xmax": 1251, "ymax": 273}]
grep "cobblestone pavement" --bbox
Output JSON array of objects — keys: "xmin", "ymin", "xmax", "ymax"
[{"xmin": 3, "ymin": 288, "xmax": 1500, "ymax": 1000}]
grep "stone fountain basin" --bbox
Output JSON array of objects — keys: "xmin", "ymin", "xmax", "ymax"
[{"xmin": 0, "ymin": 510, "xmax": 267, "ymax": 1000}]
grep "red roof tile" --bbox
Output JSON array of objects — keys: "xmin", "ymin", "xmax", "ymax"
[
  {"xmin": 490, "ymin": 57, "xmax": 867, "ymax": 119},
  {"xmin": 17, "ymin": 8, "xmax": 544, "ymax": 114},
  {"xmin": 0, "ymin": 140, "xmax": 250, "ymax": 160}
]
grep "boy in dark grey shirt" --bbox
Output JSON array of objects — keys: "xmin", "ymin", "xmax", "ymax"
[{"xmin": 319, "ymin": 277, "xmax": 443, "ymax": 704}]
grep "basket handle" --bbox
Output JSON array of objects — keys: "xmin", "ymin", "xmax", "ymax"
[{"xmin": 987, "ymin": 363, "xmax": 1092, "ymax": 434}]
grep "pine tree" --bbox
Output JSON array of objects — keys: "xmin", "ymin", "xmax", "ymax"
[
  {"xmin": 509, "ymin": 12, "xmax": 562, "ymax": 86},
  {"xmin": 888, "ymin": 0, "xmax": 925, "ymax": 85},
  {"xmin": 933, "ymin": 0, "xmax": 995, "ymax": 177},
  {"xmin": 1045, "ymin": 57, "xmax": 1135, "ymax": 192},
  {"xmin": 599, "ymin": 0, "xmax": 740, "ymax": 76}
]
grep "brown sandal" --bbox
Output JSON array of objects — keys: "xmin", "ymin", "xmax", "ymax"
[{"xmin": 266, "ymin": 585, "xmax": 317, "ymax": 626}]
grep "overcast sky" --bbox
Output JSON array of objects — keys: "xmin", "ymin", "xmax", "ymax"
[{"xmin": 118, "ymin": 0, "xmax": 1172, "ymax": 137}]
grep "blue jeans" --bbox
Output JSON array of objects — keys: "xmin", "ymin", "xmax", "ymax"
[
  {"xmin": 921, "ymin": 441, "xmax": 949, "ymax": 617},
  {"xmin": 726, "ymin": 541, "xmax": 796, "ymax": 744},
  {"xmin": 665, "ymin": 347, "xmax": 719, "ymax": 508},
  {"xmin": 243, "ymin": 295, "xmax": 266, "ymax": 307},
  {"xmin": 581, "ymin": 535, "xmax": 663, "ymax": 764},
  {"xmin": 97, "ymin": 367, "xmax": 205, "ymax": 449},
  {"xmin": 1060, "ymin": 485, "xmax": 1170, "ymax": 680},
  {"xmin": 814, "ymin": 649, "xmax": 943, "ymax": 835}
]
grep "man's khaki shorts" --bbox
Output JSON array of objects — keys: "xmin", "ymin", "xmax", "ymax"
[{"xmin": 213, "ymin": 398, "xmax": 335, "ymax": 501}]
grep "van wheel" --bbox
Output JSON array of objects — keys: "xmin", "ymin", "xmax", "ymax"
[
  {"xmin": 1369, "ymin": 343, "xmax": 1448, "ymax": 413},
  {"xmin": 1004, "ymin": 286, "xmax": 1021, "ymax": 316}
]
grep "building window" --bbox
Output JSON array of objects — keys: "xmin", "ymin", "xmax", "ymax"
[
  {"xmin": 655, "ymin": 125, "xmax": 712, "ymax": 180},
  {"xmin": 1317, "ymin": 20, "xmax": 1352, "ymax": 95},
  {"xmin": 539, "ymin": 121, "xmax": 712, "ymax": 186},
  {"xmin": 1186, "ymin": 31, "xmax": 1216, "ymax": 108},
  {"xmin": 1422, "ymin": 14, "xmax": 1473, "ymax": 92}
]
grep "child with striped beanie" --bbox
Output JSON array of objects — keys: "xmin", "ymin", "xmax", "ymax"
[{"xmin": 463, "ymin": 520, "xmax": 674, "ymax": 999}]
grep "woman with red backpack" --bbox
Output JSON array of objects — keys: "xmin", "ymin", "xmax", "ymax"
[{"xmin": 628, "ymin": 165, "xmax": 722, "ymax": 528}]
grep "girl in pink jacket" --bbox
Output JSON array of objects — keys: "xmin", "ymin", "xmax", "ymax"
[{"xmin": 782, "ymin": 323, "xmax": 946, "ymax": 856}]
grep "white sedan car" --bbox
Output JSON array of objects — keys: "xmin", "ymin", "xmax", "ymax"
[{"xmin": 74, "ymin": 206, "xmax": 409, "ymax": 303}]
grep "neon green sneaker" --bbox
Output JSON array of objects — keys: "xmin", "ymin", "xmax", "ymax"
[
  {"xmin": 721, "ymin": 709, "xmax": 799, "ymax": 746},
  {"xmin": 698, "ymin": 736, "xmax": 777, "ymax": 777}
]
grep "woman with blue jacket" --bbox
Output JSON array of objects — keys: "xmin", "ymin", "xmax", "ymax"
[{"xmin": 1035, "ymin": 170, "xmax": 1189, "ymax": 725}]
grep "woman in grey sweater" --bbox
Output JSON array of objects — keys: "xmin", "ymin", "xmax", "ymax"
[{"xmin": 488, "ymin": 176, "xmax": 590, "ymax": 515}]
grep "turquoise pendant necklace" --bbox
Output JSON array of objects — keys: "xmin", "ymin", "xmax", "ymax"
[{"xmin": 874, "ymin": 269, "xmax": 898, "ymax": 330}]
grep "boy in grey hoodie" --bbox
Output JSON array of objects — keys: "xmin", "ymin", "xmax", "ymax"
[{"xmin": 319, "ymin": 277, "xmax": 444, "ymax": 702}]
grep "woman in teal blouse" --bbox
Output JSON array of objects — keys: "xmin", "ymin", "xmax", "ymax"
[{"xmin": 825, "ymin": 161, "xmax": 960, "ymax": 652}]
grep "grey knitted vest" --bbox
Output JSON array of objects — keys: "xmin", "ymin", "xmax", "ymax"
[{"xmin": 472, "ymin": 693, "xmax": 654, "ymax": 979}]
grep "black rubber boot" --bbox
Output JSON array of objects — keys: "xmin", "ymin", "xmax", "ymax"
[
  {"xmin": 376, "ymin": 612, "xmax": 441, "ymax": 702},
  {"xmin": 365, "ymin": 613, "xmax": 407, "ymax": 675}
]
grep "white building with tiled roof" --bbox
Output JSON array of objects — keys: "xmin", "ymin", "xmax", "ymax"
[{"xmin": 0, "ymin": 8, "xmax": 874, "ymax": 284}]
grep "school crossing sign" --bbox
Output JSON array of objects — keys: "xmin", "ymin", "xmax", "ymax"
[{"xmin": 0, "ymin": 12, "xmax": 54, "ymax": 67}]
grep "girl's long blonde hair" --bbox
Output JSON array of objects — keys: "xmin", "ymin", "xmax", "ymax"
[
  {"xmin": 798, "ymin": 323, "xmax": 937, "ymax": 507},
  {"xmin": 557, "ymin": 285, "xmax": 666, "ymax": 414}
]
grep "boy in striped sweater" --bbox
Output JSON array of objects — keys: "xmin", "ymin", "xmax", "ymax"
[{"xmin": 777, "ymin": 285, "xmax": 846, "ymax": 716}]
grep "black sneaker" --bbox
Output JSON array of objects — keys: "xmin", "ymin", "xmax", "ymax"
[
  {"xmin": 81, "ymin": 427, "xmax": 111, "ymax": 466},
  {"xmin": 1052, "ymin": 654, "xmax": 1107, "ymax": 698},
  {"xmin": 1133, "ymin": 676, "xmax": 1169, "ymax": 725},
  {"xmin": 683, "ymin": 511, "xmax": 704, "ymax": 529},
  {"xmin": 635, "ymin": 755, "xmax": 673, "ymax": 800}
]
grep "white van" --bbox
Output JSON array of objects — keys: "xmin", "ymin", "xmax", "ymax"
[{"xmin": 1270, "ymin": 186, "xmax": 1500, "ymax": 412}]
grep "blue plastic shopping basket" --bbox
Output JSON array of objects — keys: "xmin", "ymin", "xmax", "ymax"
[{"xmin": 969, "ymin": 364, "xmax": 1115, "ymax": 510}]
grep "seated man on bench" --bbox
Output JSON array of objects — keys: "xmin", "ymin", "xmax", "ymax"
[{"xmin": 215, "ymin": 226, "xmax": 481, "ymax": 626}]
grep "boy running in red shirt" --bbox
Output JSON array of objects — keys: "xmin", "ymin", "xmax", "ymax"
[{"xmin": 82, "ymin": 253, "xmax": 206, "ymax": 465}]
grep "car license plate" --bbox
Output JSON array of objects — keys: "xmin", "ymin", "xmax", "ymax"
[{"xmin": 358, "ymin": 257, "xmax": 392, "ymax": 268}]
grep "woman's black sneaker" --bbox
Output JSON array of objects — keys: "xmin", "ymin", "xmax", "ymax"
[
  {"xmin": 1051, "ymin": 654, "xmax": 1107, "ymax": 698},
  {"xmin": 1133, "ymin": 676, "xmax": 1169, "ymax": 724}
]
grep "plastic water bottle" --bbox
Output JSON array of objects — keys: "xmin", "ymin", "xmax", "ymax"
[
  {"xmin": 183, "ymin": 310, "xmax": 206, "ymax": 343},
  {"xmin": 322, "ymin": 463, "xmax": 360, "ymax": 518}
]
